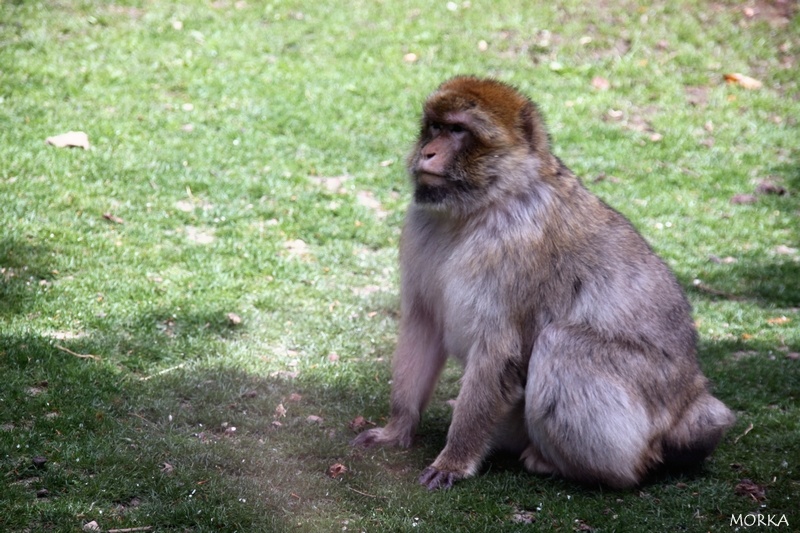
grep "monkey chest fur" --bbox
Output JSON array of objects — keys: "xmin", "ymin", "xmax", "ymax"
[{"xmin": 401, "ymin": 211, "xmax": 548, "ymax": 364}]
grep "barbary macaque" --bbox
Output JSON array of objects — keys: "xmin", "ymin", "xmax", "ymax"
[{"xmin": 352, "ymin": 76, "xmax": 735, "ymax": 490}]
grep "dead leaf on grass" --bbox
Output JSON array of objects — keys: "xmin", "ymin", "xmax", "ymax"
[
  {"xmin": 161, "ymin": 462, "xmax": 175, "ymax": 475},
  {"xmin": 349, "ymin": 416, "xmax": 368, "ymax": 432},
  {"xmin": 307, "ymin": 415, "xmax": 323, "ymax": 424},
  {"xmin": 724, "ymin": 72, "xmax": 763, "ymax": 90},
  {"xmin": 46, "ymin": 131, "xmax": 90, "ymax": 149},
  {"xmin": 730, "ymin": 194, "xmax": 758, "ymax": 205},
  {"xmin": 767, "ymin": 316, "xmax": 791, "ymax": 325},
  {"xmin": 274, "ymin": 403, "xmax": 287, "ymax": 419},
  {"xmin": 591, "ymin": 76, "xmax": 610, "ymax": 91},
  {"xmin": 735, "ymin": 479, "xmax": 766, "ymax": 501},
  {"xmin": 288, "ymin": 393, "xmax": 302, "ymax": 402},
  {"xmin": 103, "ymin": 212, "xmax": 124, "ymax": 224},
  {"xmin": 511, "ymin": 507, "xmax": 536, "ymax": 524},
  {"xmin": 284, "ymin": 239, "xmax": 311, "ymax": 258},
  {"xmin": 326, "ymin": 462, "xmax": 348, "ymax": 478},
  {"xmin": 775, "ymin": 245, "xmax": 798, "ymax": 255},
  {"xmin": 226, "ymin": 312, "xmax": 242, "ymax": 326},
  {"xmin": 755, "ymin": 179, "xmax": 787, "ymax": 196}
]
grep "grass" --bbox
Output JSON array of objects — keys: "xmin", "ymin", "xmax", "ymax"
[{"xmin": 1, "ymin": 0, "xmax": 798, "ymax": 531}]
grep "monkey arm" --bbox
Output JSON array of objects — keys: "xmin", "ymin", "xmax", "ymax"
[
  {"xmin": 352, "ymin": 303, "xmax": 446, "ymax": 449},
  {"xmin": 421, "ymin": 337, "xmax": 524, "ymax": 490}
]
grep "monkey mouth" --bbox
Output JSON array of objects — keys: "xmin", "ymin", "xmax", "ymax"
[{"xmin": 416, "ymin": 172, "xmax": 448, "ymax": 187}]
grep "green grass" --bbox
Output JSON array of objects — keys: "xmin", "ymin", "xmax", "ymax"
[{"xmin": 1, "ymin": 0, "xmax": 798, "ymax": 531}]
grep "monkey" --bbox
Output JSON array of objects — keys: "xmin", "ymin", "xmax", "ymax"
[{"xmin": 352, "ymin": 76, "xmax": 735, "ymax": 490}]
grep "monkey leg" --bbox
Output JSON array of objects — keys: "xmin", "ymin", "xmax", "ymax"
[{"xmin": 524, "ymin": 324, "xmax": 661, "ymax": 489}]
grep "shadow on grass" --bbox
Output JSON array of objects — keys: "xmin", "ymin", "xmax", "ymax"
[
  {"xmin": 3, "ymin": 323, "xmax": 798, "ymax": 531},
  {"xmin": 0, "ymin": 236, "xmax": 55, "ymax": 316},
  {"xmin": 683, "ymin": 160, "xmax": 800, "ymax": 308}
]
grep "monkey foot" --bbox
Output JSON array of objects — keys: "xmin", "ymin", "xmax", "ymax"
[
  {"xmin": 520, "ymin": 445, "xmax": 557, "ymax": 475},
  {"xmin": 419, "ymin": 465, "xmax": 462, "ymax": 490}
]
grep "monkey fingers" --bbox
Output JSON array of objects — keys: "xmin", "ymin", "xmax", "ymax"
[
  {"xmin": 419, "ymin": 465, "xmax": 462, "ymax": 490},
  {"xmin": 351, "ymin": 425, "xmax": 414, "ymax": 449},
  {"xmin": 350, "ymin": 428, "xmax": 383, "ymax": 448}
]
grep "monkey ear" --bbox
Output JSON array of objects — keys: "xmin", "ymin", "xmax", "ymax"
[
  {"xmin": 519, "ymin": 103, "xmax": 549, "ymax": 153},
  {"xmin": 520, "ymin": 106, "xmax": 536, "ymax": 147}
]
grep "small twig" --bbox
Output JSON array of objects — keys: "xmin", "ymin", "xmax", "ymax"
[
  {"xmin": 692, "ymin": 282, "xmax": 743, "ymax": 301},
  {"xmin": 129, "ymin": 412, "xmax": 156, "ymax": 426},
  {"xmin": 108, "ymin": 527, "xmax": 153, "ymax": 533},
  {"xmin": 140, "ymin": 363, "xmax": 186, "ymax": 381},
  {"xmin": 54, "ymin": 344, "xmax": 101, "ymax": 361},
  {"xmin": 734, "ymin": 422, "xmax": 754, "ymax": 444},
  {"xmin": 347, "ymin": 486, "xmax": 387, "ymax": 499}
]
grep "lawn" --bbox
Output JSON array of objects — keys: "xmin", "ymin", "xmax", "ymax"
[{"xmin": 1, "ymin": 0, "xmax": 798, "ymax": 531}]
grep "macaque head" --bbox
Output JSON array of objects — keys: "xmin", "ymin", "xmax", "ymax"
[{"xmin": 408, "ymin": 76, "xmax": 550, "ymax": 211}]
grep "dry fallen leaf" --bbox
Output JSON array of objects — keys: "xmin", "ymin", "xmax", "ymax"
[
  {"xmin": 775, "ymin": 245, "xmax": 798, "ymax": 255},
  {"xmin": 226, "ymin": 312, "xmax": 242, "ymax": 326},
  {"xmin": 307, "ymin": 415, "xmax": 323, "ymax": 424},
  {"xmin": 274, "ymin": 403, "xmax": 287, "ymax": 419},
  {"xmin": 756, "ymin": 179, "xmax": 787, "ymax": 196},
  {"xmin": 326, "ymin": 462, "xmax": 348, "ymax": 478},
  {"xmin": 46, "ymin": 131, "xmax": 90, "ymax": 149},
  {"xmin": 349, "ymin": 415, "xmax": 370, "ymax": 432},
  {"xmin": 724, "ymin": 72, "xmax": 763, "ymax": 90},
  {"xmin": 284, "ymin": 239, "xmax": 310, "ymax": 258},
  {"xmin": 83, "ymin": 521, "xmax": 101, "ymax": 532},
  {"xmin": 160, "ymin": 462, "xmax": 175, "ymax": 475},
  {"xmin": 288, "ymin": 393, "xmax": 302, "ymax": 402},
  {"xmin": 403, "ymin": 52, "xmax": 418, "ymax": 63},
  {"xmin": 735, "ymin": 479, "xmax": 766, "ymax": 501},
  {"xmin": 767, "ymin": 316, "xmax": 791, "ymax": 325},
  {"xmin": 591, "ymin": 76, "xmax": 610, "ymax": 90},
  {"xmin": 102, "ymin": 213, "xmax": 124, "ymax": 224},
  {"xmin": 730, "ymin": 194, "xmax": 758, "ymax": 205}
]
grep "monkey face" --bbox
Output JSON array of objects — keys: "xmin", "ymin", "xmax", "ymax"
[
  {"xmin": 410, "ymin": 116, "xmax": 478, "ymax": 206},
  {"xmin": 408, "ymin": 77, "xmax": 548, "ymax": 213}
]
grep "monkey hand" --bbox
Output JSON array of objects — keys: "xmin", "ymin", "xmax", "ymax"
[
  {"xmin": 351, "ymin": 426, "xmax": 414, "ymax": 449},
  {"xmin": 419, "ymin": 465, "xmax": 463, "ymax": 490}
]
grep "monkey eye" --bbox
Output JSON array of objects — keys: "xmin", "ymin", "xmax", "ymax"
[
  {"xmin": 449, "ymin": 124, "xmax": 466, "ymax": 134},
  {"xmin": 428, "ymin": 122, "xmax": 442, "ymax": 135}
]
